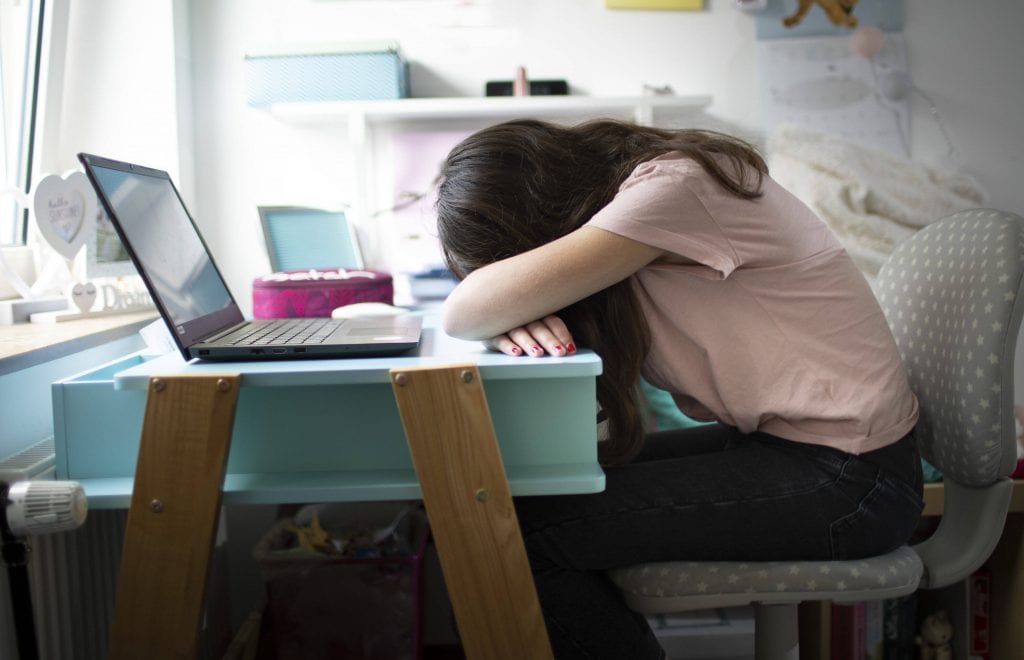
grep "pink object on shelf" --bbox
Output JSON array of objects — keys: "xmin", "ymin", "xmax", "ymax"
[
  {"xmin": 252, "ymin": 268, "xmax": 393, "ymax": 319},
  {"xmin": 513, "ymin": 66, "xmax": 529, "ymax": 96}
]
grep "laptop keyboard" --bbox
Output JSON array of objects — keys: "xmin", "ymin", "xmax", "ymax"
[{"xmin": 227, "ymin": 318, "xmax": 337, "ymax": 345}]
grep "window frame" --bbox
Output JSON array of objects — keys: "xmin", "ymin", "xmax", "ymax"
[{"xmin": 0, "ymin": 0, "xmax": 46, "ymax": 246}]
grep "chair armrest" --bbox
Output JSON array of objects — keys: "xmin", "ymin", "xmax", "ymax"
[{"xmin": 913, "ymin": 478, "xmax": 1013, "ymax": 589}]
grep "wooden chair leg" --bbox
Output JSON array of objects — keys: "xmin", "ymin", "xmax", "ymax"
[
  {"xmin": 391, "ymin": 364, "xmax": 553, "ymax": 660},
  {"xmin": 108, "ymin": 374, "xmax": 240, "ymax": 660}
]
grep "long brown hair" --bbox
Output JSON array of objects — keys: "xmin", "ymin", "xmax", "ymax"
[{"xmin": 435, "ymin": 119, "xmax": 766, "ymax": 465}]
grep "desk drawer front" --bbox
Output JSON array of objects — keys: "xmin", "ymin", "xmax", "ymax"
[{"xmin": 55, "ymin": 365, "xmax": 598, "ymax": 481}]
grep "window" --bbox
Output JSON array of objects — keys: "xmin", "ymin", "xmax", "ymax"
[{"xmin": 0, "ymin": 0, "xmax": 44, "ymax": 245}]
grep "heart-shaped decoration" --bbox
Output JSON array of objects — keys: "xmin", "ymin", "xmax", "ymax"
[
  {"xmin": 0, "ymin": 185, "xmax": 35, "ymax": 299},
  {"xmin": 33, "ymin": 171, "xmax": 97, "ymax": 260},
  {"xmin": 71, "ymin": 281, "xmax": 97, "ymax": 313}
]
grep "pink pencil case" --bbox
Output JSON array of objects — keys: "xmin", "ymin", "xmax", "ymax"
[{"xmin": 252, "ymin": 268, "xmax": 393, "ymax": 319}]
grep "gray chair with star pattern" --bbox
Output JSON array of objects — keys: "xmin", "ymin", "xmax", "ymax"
[{"xmin": 609, "ymin": 208, "xmax": 1024, "ymax": 659}]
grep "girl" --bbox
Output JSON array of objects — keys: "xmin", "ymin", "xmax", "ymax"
[{"xmin": 436, "ymin": 119, "xmax": 922, "ymax": 659}]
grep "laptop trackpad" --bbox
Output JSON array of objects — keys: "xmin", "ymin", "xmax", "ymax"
[{"xmin": 333, "ymin": 319, "xmax": 420, "ymax": 343}]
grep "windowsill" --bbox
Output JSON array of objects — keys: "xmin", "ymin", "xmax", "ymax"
[{"xmin": 0, "ymin": 310, "xmax": 159, "ymax": 375}]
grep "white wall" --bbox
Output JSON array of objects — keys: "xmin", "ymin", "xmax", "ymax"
[
  {"xmin": 903, "ymin": 0, "xmax": 1023, "ymax": 212},
  {"xmin": 51, "ymin": 0, "xmax": 181, "ymax": 183},
  {"xmin": 899, "ymin": 1, "xmax": 1024, "ymax": 390}
]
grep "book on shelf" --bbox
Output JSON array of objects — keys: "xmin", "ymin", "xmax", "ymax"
[
  {"xmin": 883, "ymin": 594, "xmax": 918, "ymax": 660},
  {"xmin": 969, "ymin": 567, "xmax": 991, "ymax": 660},
  {"xmin": 832, "ymin": 568, "xmax": 993, "ymax": 660},
  {"xmin": 864, "ymin": 600, "xmax": 884, "ymax": 660},
  {"xmin": 830, "ymin": 603, "xmax": 865, "ymax": 660}
]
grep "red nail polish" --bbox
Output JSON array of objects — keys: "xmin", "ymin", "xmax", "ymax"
[
  {"xmin": 531, "ymin": 345, "xmax": 542, "ymax": 354},
  {"xmin": 566, "ymin": 343, "xmax": 576, "ymax": 353},
  {"xmin": 553, "ymin": 344, "xmax": 564, "ymax": 352},
  {"xmin": 510, "ymin": 346, "xmax": 521, "ymax": 354}
]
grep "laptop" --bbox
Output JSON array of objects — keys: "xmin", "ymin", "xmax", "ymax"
[{"xmin": 78, "ymin": 153, "xmax": 422, "ymax": 361}]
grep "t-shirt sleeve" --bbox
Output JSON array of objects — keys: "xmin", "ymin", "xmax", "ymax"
[{"xmin": 585, "ymin": 160, "xmax": 739, "ymax": 278}]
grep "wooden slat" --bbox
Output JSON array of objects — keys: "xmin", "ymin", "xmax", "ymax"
[
  {"xmin": 989, "ymin": 514, "xmax": 1024, "ymax": 658},
  {"xmin": 1009, "ymin": 480, "xmax": 1024, "ymax": 512},
  {"xmin": 922, "ymin": 480, "xmax": 1024, "ymax": 517},
  {"xmin": 391, "ymin": 364, "xmax": 553, "ymax": 660},
  {"xmin": 108, "ymin": 374, "xmax": 240, "ymax": 660},
  {"xmin": 922, "ymin": 483, "xmax": 944, "ymax": 517},
  {"xmin": 798, "ymin": 601, "xmax": 830, "ymax": 660}
]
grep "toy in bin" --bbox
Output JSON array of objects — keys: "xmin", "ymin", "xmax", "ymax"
[
  {"xmin": 254, "ymin": 502, "xmax": 428, "ymax": 660},
  {"xmin": 253, "ymin": 268, "xmax": 393, "ymax": 319}
]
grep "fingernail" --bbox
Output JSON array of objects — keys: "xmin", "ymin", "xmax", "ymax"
[
  {"xmin": 510, "ymin": 346, "xmax": 521, "ymax": 355},
  {"xmin": 553, "ymin": 344, "xmax": 564, "ymax": 353},
  {"xmin": 566, "ymin": 343, "xmax": 576, "ymax": 353},
  {"xmin": 531, "ymin": 345, "xmax": 542, "ymax": 354}
]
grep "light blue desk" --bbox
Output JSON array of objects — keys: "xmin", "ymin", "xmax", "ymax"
[
  {"xmin": 55, "ymin": 322, "xmax": 604, "ymax": 508},
  {"xmin": 59, "ymin": 316, "xmax": 603, "ymax": 659}
]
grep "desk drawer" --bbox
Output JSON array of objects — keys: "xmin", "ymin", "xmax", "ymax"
[
  {"xmin": 53, "ymin": 355, "xmax": 602, "ymax": 501},
  {"xmin": 52, "ymin": 353, "xmax": 152, "ymax": 481}
]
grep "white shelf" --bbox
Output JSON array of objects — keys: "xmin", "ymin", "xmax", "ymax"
[
  {"xmin": 263, "ymin": 94, "xmax": 714, "ymax": 272},
  {"xmin": 268, "ymin": 94, "xmax": 712, "ymax": 125}
]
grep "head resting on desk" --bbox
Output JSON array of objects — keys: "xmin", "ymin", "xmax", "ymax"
[{"xmin": 435, "ymin": 118, "xmax": 766, "ymax": 464}]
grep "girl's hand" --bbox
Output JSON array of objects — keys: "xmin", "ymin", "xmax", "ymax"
[{"xmin": 485, "ymin": 315, "xmax": 577, "ymax": 357}]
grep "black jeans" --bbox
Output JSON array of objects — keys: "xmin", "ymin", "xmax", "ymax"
[{"xmin": 513, "ymin": 424, "xmax": 924, "ymax": 659}]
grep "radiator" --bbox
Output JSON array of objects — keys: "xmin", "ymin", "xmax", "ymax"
[
  {"xmin": 0, "ymin": 510, "xmax": 125, "ymax": 660},
  {"xmin": 1, "ymin": 440, "xmax": 232, "ymax": 660},
  {"xmin": 29, "ymin": 509, "xmax": 126, "ymax": 660}
]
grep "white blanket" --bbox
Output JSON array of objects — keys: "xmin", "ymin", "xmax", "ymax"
[{"xmin": 767, "ymin": 124, "xmax": 987, "ymax": 278}]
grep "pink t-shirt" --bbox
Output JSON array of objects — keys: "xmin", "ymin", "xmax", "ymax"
[{"xmin": 586, "ymin": 152, "xmax": 918, "ymax": 454}]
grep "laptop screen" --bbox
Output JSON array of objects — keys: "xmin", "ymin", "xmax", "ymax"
[{"xmin": 83, "ymin": 156, "xmax": 244, "ymax": 349}]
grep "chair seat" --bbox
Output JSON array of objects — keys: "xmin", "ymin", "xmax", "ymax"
[{"xmin": 609, "ymin": 545, "xmax": 923, "ymax": 612}]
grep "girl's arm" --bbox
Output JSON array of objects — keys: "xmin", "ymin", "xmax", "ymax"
[{"xmin": 441, "ymin": 225, "xmax": 664, "ymax": 346}]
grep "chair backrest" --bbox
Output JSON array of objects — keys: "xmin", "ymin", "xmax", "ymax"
[
  {"xmin": 875, "ymin": 209, "xmax": 1024, "ymax": 487},
  {"xmin": 875, "ymin": 209, "xmax": 1024, "ymax": 588},
  {"xmin": 258, "ymin": 206, "xmax": 363, "ymax": 272}
]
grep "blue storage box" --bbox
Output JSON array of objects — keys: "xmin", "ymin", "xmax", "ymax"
[{"xmin": 245, "ymin": 41, "xmax": 409, "ymax": 106}]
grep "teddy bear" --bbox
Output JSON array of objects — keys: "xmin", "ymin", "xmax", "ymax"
[
  {"xmin": 782, "ymin": 0, "xmax": 859, "ymax": 28},
  {"xmin": 915, "ymin": 610, "xmax": 953, "ymax": 660}
]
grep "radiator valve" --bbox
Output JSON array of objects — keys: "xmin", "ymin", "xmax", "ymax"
[{"xmin": 2, "ymin": 480, "xmax": 88, "ymax": 537}]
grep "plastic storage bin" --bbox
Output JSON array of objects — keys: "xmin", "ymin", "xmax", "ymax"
[
  {"xmin": 254, "ymin": 502, "xmax": 429, "ymax": 659},
  {"xmin": 245, "ymin": 41, "xmax": 409, "ymax": 106}
]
